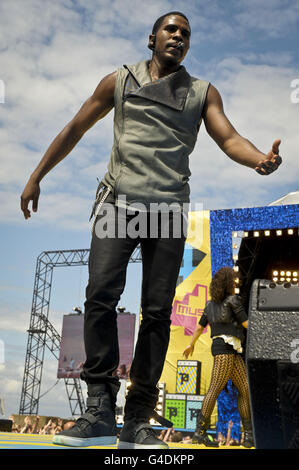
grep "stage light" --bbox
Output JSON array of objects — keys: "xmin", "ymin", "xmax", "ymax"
[
  {"xmin": 264, "ymin": 230, "xmax": 270, "ymax": 236},
  {"xmin": 288, "ymin": 229, "xmax": 294, "ymax": 235},
  {"xmin": 233, "ymin": 266, "xmax": 239, "ymax": 272},
  {"xmin": 276, "ymin": 230, "xmax": 282, "ymax": 236},
  {"xmin": 272, "ymin": 269, "xmax": 299, "ymax": 284},
  {"xmin": 233, "ymin": 232, "xmax": 238, "ymax": 238},
  {"xmin": 254, "ymin": 231, "xmax": 260, "ymax": 237},
  {"xmin": 154, "ymin": 382, "xmax": 166, "ymax": 422},
  {"xmin": 243, "ymin": 231, "xmax": 248, "ymax": 237},
  {"xmin": 235, "ymin": 287, "xmax": 240, "ymax": 294}
]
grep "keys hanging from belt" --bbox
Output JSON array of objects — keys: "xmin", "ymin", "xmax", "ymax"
[{"xmin": 89, "ymin": 181, "xmax": 110, "ymax": 221}]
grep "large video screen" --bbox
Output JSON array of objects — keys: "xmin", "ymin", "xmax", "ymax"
[{"xmin": 57, "ymin": 313, "xmax": 136, "ymax": 379}]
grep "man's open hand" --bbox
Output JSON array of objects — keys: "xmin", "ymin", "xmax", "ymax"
[
  {"xmin": 20, "ymin": 179, "xmax": 40, "ymax": 219},
  {"xmin": 255, "ymin": 139, "xmax": 282, "ymax": 175}
]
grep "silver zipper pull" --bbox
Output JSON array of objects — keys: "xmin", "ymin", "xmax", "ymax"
[{"xmin": 91, "ymin": 187, "xmax": 111, "ymax": 234}]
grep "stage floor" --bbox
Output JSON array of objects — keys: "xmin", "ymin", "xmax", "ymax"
[{"xmin": 0, "ymin": 432, "xmax": 251, "ymax": 450}]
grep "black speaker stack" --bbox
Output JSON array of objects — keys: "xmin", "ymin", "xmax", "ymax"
[{"xmin": 246, "ymin": 280, "xmax": 299, "ymax": 449}]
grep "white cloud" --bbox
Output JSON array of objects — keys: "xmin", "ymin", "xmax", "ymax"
[
  {"xmin": 0, "ymin": 362, "xmax": 25, "ymax": 416},
  {"xmin": 1, "ymin": 0, "xmax": 299, "ymax": 422},
  {"xmin": 1, "ymin": 0, "xmax": 298, "ymax": 227},
  {"xmin": 235, "ymin": 0, "xmax": 299, "ymax": 38},
  {"xmin": 189, "ymin": 57, "xmax": 299, "ymax": 210},
  {"xmin": 0, "ymin": 0, "xmax": 144, "ymax": 231},
  {"xmin": 0, "ymin": 355, "xmax": 80, "ymax": 418},
  {"xmin": 2, "ymin": 377, "xmax": 20, "ymax": 395}
]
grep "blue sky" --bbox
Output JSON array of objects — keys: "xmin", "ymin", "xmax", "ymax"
[{"xmin": 0, "ymin": 0, "xmax": 299, "ymax": 420}]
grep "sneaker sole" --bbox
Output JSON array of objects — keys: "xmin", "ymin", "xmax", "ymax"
[
  {"xmin": 117, "ymin": 441, "xmax": 168, "ymax": 450},
  {"xmin": 53, "ymin": 435, "xmax": 117, "ymax": 447}
]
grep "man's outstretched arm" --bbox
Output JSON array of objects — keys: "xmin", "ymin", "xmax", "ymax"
[
  {"xmin": 202, "ymin": 84, "xmax": 282, "ymax": 174},
  {"xmin": 20, "ymin": 71, "xmax": 116, "ymax": 219}
]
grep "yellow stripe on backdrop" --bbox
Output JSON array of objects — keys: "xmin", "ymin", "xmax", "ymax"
[{"xmin": 160, "ymin": 210, "xmax": 217, "ymax": 426}]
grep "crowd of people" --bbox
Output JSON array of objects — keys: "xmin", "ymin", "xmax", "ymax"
[
  {"xmin": 8, "ymin": 265, "xmax": 250, "ymax": 448},
  {"xmin": 19, "ymin": 6, "xmax": 280, "ymax": 450},
  {"xmin": 8, "ymin": 415, "xmax": 75, "ymax": 436},
  {"xmin": 8, "ymin": 413, "xmax": 242, "ymax": 446},
  {"xmin": 157, "ymin": 424, "xmax": 243, "ymax": 446}
]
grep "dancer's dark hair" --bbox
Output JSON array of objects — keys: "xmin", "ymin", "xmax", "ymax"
[{"xmin": 209, "ymin": 267, "xmax": 237, "ymax": 303}]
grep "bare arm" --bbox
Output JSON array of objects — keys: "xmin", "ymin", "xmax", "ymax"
[
  {"xmin": 202, "ymin": 84, "xmax": 282, "ymax": 174},
  {"xmin": 20, "ymin": 71, "xmax": 116, "ymax": 219},
  {"xmin": 183, "ymin": 324, "xmax": 205, "ymax": 358}
]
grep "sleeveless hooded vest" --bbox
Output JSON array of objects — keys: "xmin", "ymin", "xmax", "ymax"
[{"xmin": 102, "ymin": 60, "xmax": 209, "ymax": 210}]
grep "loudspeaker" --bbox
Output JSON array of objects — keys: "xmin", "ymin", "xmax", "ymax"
[
  {"xmin": 0, "ymin": 419, "xmax": 13, "ymax": 432},
  {"xmin": 164, "ymin": 394, "xmax": 186, "ymax": 428},
  {"xmin": 185, "ymin": 395, "xmax": 204, "ymax": 430},
  {"xmin": 176, "ymin": 360, "xmax": 201, "ymax": 394},
  {"xmin": 246, "ymin": 280, "xmax": 299, "ymax": 449}
]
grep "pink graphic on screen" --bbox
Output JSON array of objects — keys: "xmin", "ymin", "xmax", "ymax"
[{"xmin": 171, "ymin": 283, "xmax": 208, "ymax": 336}]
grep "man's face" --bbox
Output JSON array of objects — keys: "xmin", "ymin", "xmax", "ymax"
[{"xmin": 150, "ymin": 15, "xmax": 191, "ymax": 65}]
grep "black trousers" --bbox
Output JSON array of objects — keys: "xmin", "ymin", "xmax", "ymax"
[{"xmin": 81, "ymin": 201, "xmax": 186, "ymax": 419}]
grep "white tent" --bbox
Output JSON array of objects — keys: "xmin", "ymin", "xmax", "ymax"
[
  {"xmin": 269, "ymin": 191, "xmax": 299, "ymax": 206},
  {"xmin": 0, "ymin": 398, "xmax": 4, "ymax": 416}
]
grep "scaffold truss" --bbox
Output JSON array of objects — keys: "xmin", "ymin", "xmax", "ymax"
[{"xmin": 19, "ymin": 246, "xmax": 142, "ymax": 417}]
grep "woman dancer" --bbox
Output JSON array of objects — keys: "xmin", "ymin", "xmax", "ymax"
[{"xmin": 183, "ymin": 267, "xmax": 253, "ymax": 448}]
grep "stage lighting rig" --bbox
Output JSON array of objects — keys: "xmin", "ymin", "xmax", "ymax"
[{"xmin": 272, "ymin": 269, "xmax": 298, "ymax": 284}]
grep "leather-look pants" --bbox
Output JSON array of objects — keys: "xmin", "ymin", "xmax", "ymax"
[{"xmin": 81, "ymin": 199, "xmax": 186, "ymax": 419}]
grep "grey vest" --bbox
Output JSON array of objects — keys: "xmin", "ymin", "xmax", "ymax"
[{"xmin": 102, "ymin": 60, "xmax": 209, "ymax": 211}]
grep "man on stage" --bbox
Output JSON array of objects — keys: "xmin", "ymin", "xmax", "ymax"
[{"xmin": 20, "ymin": 11, "xmax": 281, "ymax": 449}]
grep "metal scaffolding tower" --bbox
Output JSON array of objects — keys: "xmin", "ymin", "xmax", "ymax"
[{"xmin": 19, "ymin": 246, "xmax": 142, "ymax": 417}]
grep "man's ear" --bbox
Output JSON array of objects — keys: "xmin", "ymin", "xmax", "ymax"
[{"xmin": 148, "ymin": 34, "xmax": 156, "ymax": 51}]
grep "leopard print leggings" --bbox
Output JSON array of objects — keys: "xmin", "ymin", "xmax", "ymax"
[{"xmin": 201, "ymin": 353, "xmax": 251, "ymax": 421}]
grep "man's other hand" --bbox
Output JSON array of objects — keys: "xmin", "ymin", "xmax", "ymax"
[
  {"xmin": 21, "ymin": 179, "xmax": 40, "ymax": 219},
  {"xmin": 255, "ymin": 139, "xmax": 282, "ymax": 175}
]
